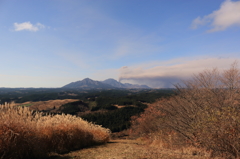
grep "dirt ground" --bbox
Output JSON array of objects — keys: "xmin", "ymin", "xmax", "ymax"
[{"xmin": 50, "ymin": 139, "xmax": 210, "ymax": 159}]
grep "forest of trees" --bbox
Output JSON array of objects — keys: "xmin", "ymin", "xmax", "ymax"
[{"xmin": 58, "ymin": 89, "xmax": 174, "ymax": 132}]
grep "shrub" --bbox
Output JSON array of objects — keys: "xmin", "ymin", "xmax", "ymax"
[
  {"xmin": 131, "ymin": 62, "xmax": 240, "ymax": 158},
  {"xmin": 130, "ymin": 101, "xmax": 165, "ymax": 137},
  {"xmin": 0, "ymin": 103, "xmax": 110, "ymax": 159}
]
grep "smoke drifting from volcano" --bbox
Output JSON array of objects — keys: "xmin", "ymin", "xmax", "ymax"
[{"xmin": 119, "ymin": 57, "xmax": 240, "ymax": 88}]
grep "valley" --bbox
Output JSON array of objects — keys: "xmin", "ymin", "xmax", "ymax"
[{"xmin": 0, "ymin": 87, "xmax": 174, "ymax": 133}]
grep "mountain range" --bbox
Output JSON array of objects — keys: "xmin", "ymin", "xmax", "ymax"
[{"xmin": 62, "ymin": 78, "xmax": 150, "ymax": 89}]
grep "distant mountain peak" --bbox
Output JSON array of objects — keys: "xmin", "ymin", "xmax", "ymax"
[
  {"xmin": 102, "ymin": 78, "xmax": 125, "ymax": 88},
  {"xmin": 102, "ymin": 78, "xmax": 151, "ymax": 89},
  {"xmin": 62, "ymin": 78, "xmax": 151, "ymax": 89},
  {"xmin": 82, "ymin": 78, "xmax": 92, "ymax": 80},
  {"xmin": 62, "ymin": 78, "xmax": 114, "ymax": 89},
  {"xmin": 103, "ymin": 78, "xmax": 117, "ymax": 81}
]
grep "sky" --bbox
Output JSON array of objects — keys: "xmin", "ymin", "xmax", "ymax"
[{"xmin": 0, "ymin": 0, "xmax": 240, "ymax": 88}]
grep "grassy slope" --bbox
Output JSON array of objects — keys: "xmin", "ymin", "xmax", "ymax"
[{"xmin": 17, "ymin": 99, "xmax": 79, "ymax": 112}]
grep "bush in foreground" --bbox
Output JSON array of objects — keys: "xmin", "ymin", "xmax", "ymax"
[
  {"xmin": 0, "ymin": 103, "xmax": 110, "ymax": 159},
  {"xmin": 131, "ymin": 62, "xmax": 240, "ymax": 158}
]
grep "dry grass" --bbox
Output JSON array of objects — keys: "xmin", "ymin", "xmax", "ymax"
[
  {"xmin": 18, "ymin": 99, "xmax": 79, "ymax": 113},
  {"xmin": 113, "ymin": 104, "xmax": 136, "ymax": 109},
  {"xmin": 0, "ymin": 102, "xmax": 110, "ymax": 159},
  {"xmin": 53, "ymin": 139, "xmax": 212, "ymax": 159}
]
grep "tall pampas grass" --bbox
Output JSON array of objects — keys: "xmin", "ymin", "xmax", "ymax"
[{"xmin": 0, "ymin": 102, "xmax": 110, "ymax": 159}]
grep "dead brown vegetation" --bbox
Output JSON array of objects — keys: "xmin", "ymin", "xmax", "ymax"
[
  {"xmin": 130, "ymin": 62, "xmax": 240, "ymax": 158},
  {"xmin": 0, "ymin": 103, "xmax": 110, "ymax": 159},
  {"xmin": 18, "ymin": 99, "xmax": 79, "ymax": 113},
  {"xmin": 54, "ymin": 139, "xmax": 210, "ymax": 159}
]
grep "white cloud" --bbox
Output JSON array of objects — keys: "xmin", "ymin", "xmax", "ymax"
[
  {"xmin": 191, "ymin": 0, "xmax": 240, "ymax": 32},
  {"xmin": 119, "ymin": 57, "xmax": 240, "ymax": 88},
  {"xmin": 13, "ymin": 22, "xmax": 45, "ymax": 32}
]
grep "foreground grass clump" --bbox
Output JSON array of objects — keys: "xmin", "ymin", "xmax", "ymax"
[
  {"xmin": 131, "ymin": 62, "xmax": 240, "ymax": 158},
  {"xmin": 0, "ymin": 103, "xmax": 110, "ymax": 159}
]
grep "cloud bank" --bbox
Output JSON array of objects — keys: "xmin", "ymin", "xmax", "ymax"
[
  {"xmin": 119, "ymin": 57, "xmax": 240, "ymax": 88},
  {"xmin": 192, "ymin": 0, "xmax": 240, "ymax": 32},
  {"xmin": 13, "ymin": 22, "xmax": 45, "ymax": 32}
]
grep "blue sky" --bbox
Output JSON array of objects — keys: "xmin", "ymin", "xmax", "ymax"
[{"xmin": 0, "ymin": 0, "xmax": 240, "ymax": 88}]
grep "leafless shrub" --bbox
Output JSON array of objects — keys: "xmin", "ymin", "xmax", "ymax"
[{"xmin": 131, "ymin": 62, "xmax": 240, "ymax": 158}]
